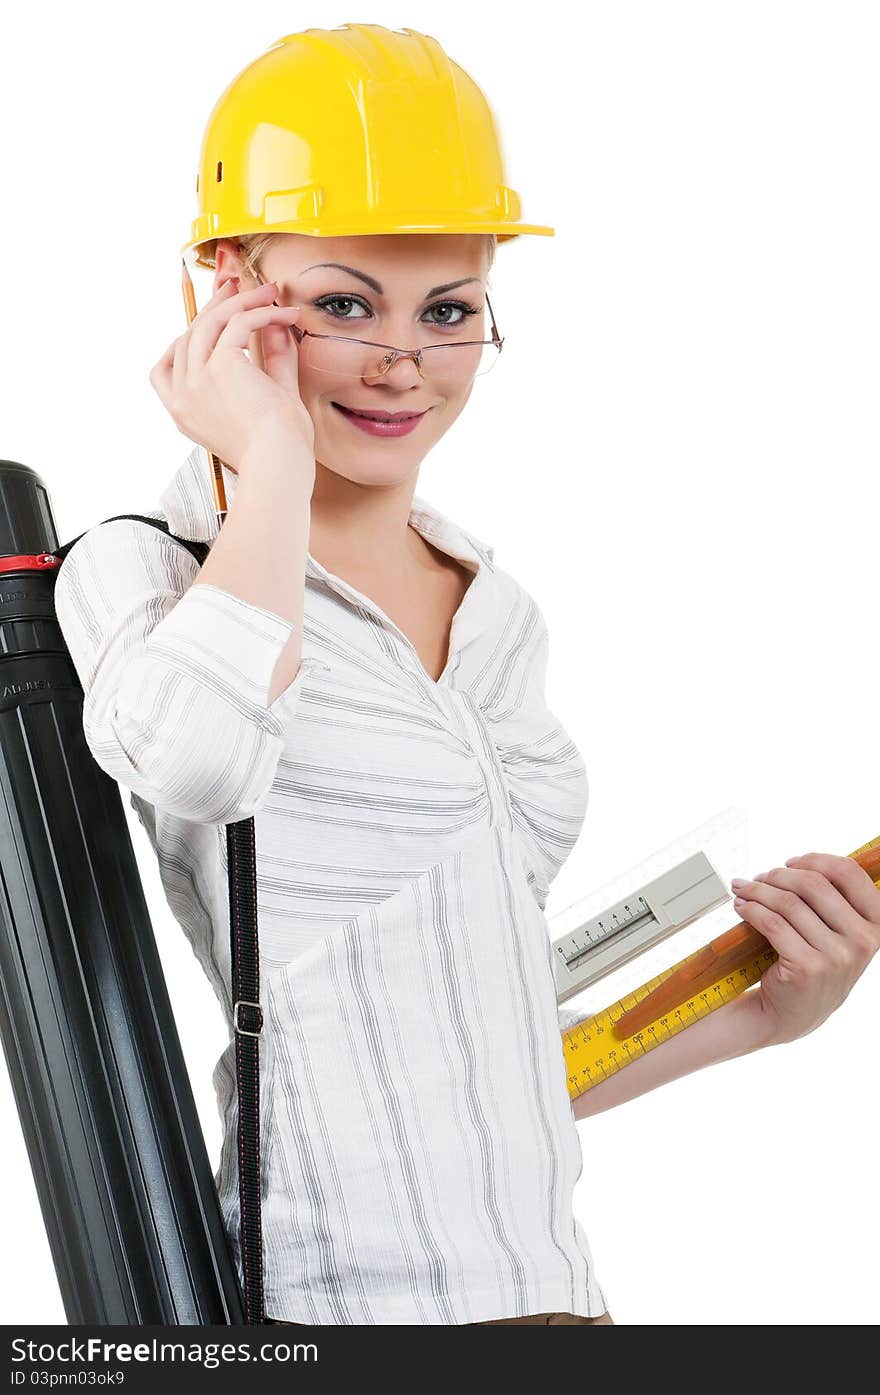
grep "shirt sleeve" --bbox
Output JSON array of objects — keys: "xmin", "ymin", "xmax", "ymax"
[
  {"xmin": 54, "ymin": 518, "xmax": 326, "ymax": 824},
  {"xmin": 557, "ymin": 1002, "xmax": 591, "ymax": 1035}
]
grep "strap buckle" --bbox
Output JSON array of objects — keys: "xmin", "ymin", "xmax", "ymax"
[{"xmin": 233, "ymin": 999, "xmax": 263, "ymax": 1037}]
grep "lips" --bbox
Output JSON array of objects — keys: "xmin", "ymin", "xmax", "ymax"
[{"xmin": 332, "ymin": 403, "xmax": 427, "ymax": 422}]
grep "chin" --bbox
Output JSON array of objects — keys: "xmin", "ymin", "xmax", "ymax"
[{"xmin": 313, "ymin": 452, "xmax": 427, "ymax": 488}]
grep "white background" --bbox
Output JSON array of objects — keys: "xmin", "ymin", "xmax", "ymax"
[{"xmin": 1, "ymin": 1, "xmax": 877, "ymax": 1326}]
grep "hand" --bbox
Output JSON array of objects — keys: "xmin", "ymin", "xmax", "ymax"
[
  {"xmin": 149, "ymin": 278, "xmax": 315, "ymax": 479},
  {"xmin": 729, "ymin": 852, "xmax": 880, "ymax": 1044}
]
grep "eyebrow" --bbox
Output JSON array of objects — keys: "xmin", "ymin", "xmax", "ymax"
[{"xmin": 301, "ymin": 263, "xmax": 483, "ymax": 300}]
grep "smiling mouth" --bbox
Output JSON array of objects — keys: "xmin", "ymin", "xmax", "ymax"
[{"xmin": 332, "ymin": 403, "xmax": 429, "ymax": 422}]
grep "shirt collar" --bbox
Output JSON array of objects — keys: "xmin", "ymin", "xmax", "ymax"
[{"xmin": 158, "ymin": 445, "xmax": 496, "ymax": 575}]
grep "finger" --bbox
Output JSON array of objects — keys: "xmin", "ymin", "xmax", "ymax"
[
  {"xmin": 734, "ymin": 869, "xmax": 843, "ymax": 952},
  {"xmin": 150, "ymin": 333, "xmax": 183, "ymax": 405},
  {"xmin": 186, "ymin": 281, "xmax": 278, "ymax": 372},
  {"xmin": 213, "ymin": 302, "xmax": 303, "ymax": 357},
  {"xmin": 732, "ymin": 895, "xmax": 825, "ymax": 971},
  {"xmin": 785, "ymin": 852, "xmax": 880, "ymax": 928},
  {"xmin": 172, "ymin": 323, "xmax": 191, "ymax": 399},
  {"xmin": 177, "ymin": 278, "xmax": 238, "ymax": 379},
  {"xmin": 210, "ymin": 277, "xmax": 239, "ymax": 301},
  {"xmin": 259, "ymin": 314, "xmax": 303, "ymax": 395},
  {"xmin": 757, "ymin": 865, "xmax": 866, "ymax": 944},
  {"xmin": 150, "ymin": 281, "xmax": 239, "ymax": 406}
]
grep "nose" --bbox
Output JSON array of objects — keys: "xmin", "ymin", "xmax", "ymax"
[{"xmin": 362, "ymin": 350, "xmax": 424, "ymax": 386}]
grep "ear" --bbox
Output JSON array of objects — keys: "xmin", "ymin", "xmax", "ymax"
[{"xmin": 213, "ymin": 238, "xmax": 247, "ymax": 295}]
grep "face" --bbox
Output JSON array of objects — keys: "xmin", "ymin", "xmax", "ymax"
[{"xmin": 213, "ymin": 233, "xmax": 492, "ymax": 489}]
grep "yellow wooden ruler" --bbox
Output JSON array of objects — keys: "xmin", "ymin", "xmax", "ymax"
[{"xmin": 561, "ymin": 832, "xmax": 880, "ymax": 1100}]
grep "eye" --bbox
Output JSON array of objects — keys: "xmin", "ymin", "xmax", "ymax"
[
  {"xmin": 313, "ymin": 293, "xmax": 482, "ymax": 328},
  {"xmin": 314, "ymin": 294, "xmax": 369, "ymax": 320},
  {"xmin": 423, "ymin": 300, "xmax": 481, "ymax": 327}
]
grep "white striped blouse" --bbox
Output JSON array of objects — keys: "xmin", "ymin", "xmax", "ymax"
[{"xmin": 54, "ymin": 443, "xmax": 609, "ymax": 1325}]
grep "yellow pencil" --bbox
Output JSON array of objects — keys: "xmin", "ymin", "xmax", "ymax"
[
  {"xmin": 612, "ymin": 837, "xmax": 880, "ymax": 1040},
  {"xmin": 180, "ymin": 257, "xmax": 228, "ymax": 528}
]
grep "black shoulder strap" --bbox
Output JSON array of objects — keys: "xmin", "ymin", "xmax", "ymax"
[
  {"xmin": 54, "ymin": 508, "xmax": 266, "ymax": 1322},
  {"xmin": 54, "ymin": 514, "xmax": 210, "ymax": 568}
]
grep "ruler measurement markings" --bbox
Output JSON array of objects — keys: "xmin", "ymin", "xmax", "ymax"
[
  {"xmin": 563, "ymin": 949, "xmax": 777, "ymax": 1096},
  {"xmin": 558, "ymin": 833, "xmax": 880, "ymax": 1099}
]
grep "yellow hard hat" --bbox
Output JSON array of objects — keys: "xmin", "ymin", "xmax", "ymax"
[{"xmin": 181, "ymin": 22, "xmax": 555, "ymax": 269}]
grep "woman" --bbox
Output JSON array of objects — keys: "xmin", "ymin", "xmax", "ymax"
[{"xmin": 54, "ymin": 24, "xmax": 879, "ymax": 1327}]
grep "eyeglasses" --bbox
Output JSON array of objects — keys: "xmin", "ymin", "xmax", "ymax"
[{"xmin": 251, "ymin": 267, "xmax": 504, "ymax": 380}]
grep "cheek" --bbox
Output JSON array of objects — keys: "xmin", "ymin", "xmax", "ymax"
[
  {"xmin": 294, "ymin": 357, "xmax": 320, "ymax": 402},
  {"xmin": 294, "ymin": 371, "xmax": 341, "ymax": 435},
  {"xmin": 437, "ymin": 380, "xmax": 474, "ymax": 424}
]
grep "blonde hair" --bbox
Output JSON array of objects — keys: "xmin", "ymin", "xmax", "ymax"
[{"xmin": 197, "ymin": 232, "xmax": 497, "ymax": 280}]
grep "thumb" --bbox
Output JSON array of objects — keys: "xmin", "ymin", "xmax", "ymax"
[{"xmin": 260, "ymin": 308, "xmax": 304, "ymax": 398}]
